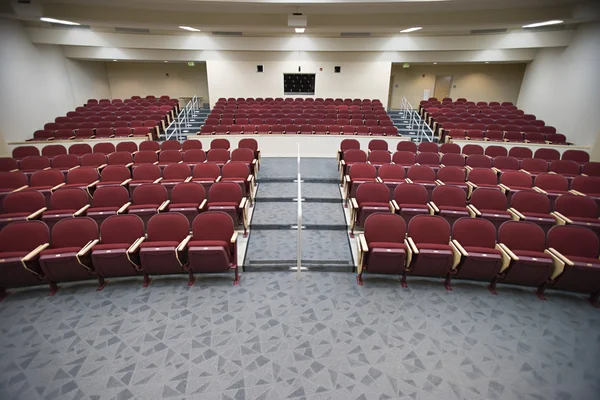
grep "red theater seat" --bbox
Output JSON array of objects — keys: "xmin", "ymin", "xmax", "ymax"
[{"xmin": 349, "ymin": 182, "xmax": 392, "ymax": 234}]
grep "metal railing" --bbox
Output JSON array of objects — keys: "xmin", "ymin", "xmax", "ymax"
[
  {"xmin": 401, "ymin": 96, "xmax": 435, "ymax": 143},
  {"xmin": 166, "ymin": 95, "xmax": 200, "ymax": 141},
  {"xmin": 295, "ymin": 145, "xmax": 302, "ymax": 279}
]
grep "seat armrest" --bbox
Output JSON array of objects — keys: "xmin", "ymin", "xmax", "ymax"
[
  {"xmin": 552, "ymin": 211, "xmax": 572, "ymax": 224},
  {"xmin": 406, "ymin": 237, "xmax": 419, "ymax": 254},
  {"xmin": 120, "ymin": 178, "xmax": 132, "ymax": 186},
  {"xmin": 545, "ymin": 248, "xmax": 573, "ymax": 280},
  {"xmin": 184, "ymin": 176, "xmax": 192, "ymax": 182},
  {"xmin": 239, "ymin": 197, "xmax": 247, "ymax": 209},
  {"xmin": 199, "ymin": 199, "xmax": 207, "ymax": 211},
  {"xmin": 498, "ymin": 183, "xmax": 510, "ymax": 194},
  {"xmin": 357, "ymin": 234, "xmax": 368, "ymax": 253},
  {"xmin": 97, "ymin": 164, "xmax": 107, "ymax": 170},
  {"xmin": 216, "ymin": 176, "xmax": 222, "ymax": 182},
  {"xmin": 12, "ymin": 185, "xmax": 29, "ymax": 193},
  {"xmin": 177, "ymin": 234, "xmax": 193, "ymax": 252},
  {"xmin": 350, "ymin": 197, "xmax": 359, "ymax": 210},
  {"xmin": 427, "ymin": 202, "xmax": 439, "ymax": 214},
  {"xmin": 405, "ymin": 178, "xmax": 413, "ymax": 184},
  {"xmin": 87, "ymin": 180, "xmax": 100, "ymax": 189},
  {"xmin": 533, "ymin": 186, "xmax": 547, "ymax": 194},
  {"xmin": 68, "ymin": 165, "xmax": 80, "ymax": 172},
  {"xmin": 519, "ymin": 169, "xmax": 531, "ymax": 175},
  {"xmin": 467, "ymin": 204, "xmax": 481, "ymax": 217},
  {"xmin": 507, "ymin": 207, "xmax": 526, "ymax": 220},
  {"xmin": 247, "ymin": 174, "xmax": 253, "ymax": 183},
  {"xmin": 153, "ymin": 177, "xmax": 163, "ymax": 184},
  {"xmin": 127, "ymin": 237, "xmax": 145, "ymax": 254},
  {"xmin": 125, "ymin": 163, "xmax": 133, "ymax": 168},
  {"xmin": 73, "ymin": 204, "xmax": 90, "ymax": 217},
  {"xmin": 230, "ymin": 231, "xmax": 238, "ymax": 244},
  {"xmin": 388, "ymin": 201, "xmax": 395, "ymax": 213},
  {"xmin": 498, "ymin": 243, "xmax": 519, "ymax": 261},
  {"xmin": 344, "ymin": 175, "xmax": 350, "ymax": 183},
  {"xmin": 491, "ymin": 167, "xmax": 502, "ymax": 175},
  {"xmin": 376, "ymin": 177, "xmax": 383, "ymax": 183},
  {"xmin": 158, "ymin": 200, "xmax": 170, "ymax": 212},
  {"xmin": 340, "ymin": 160, "xmax": 346, "ymax": 167},
  {"xmin": 51, "ymin": 182, "xmax": 66, "ymax": 192},
  {"xmin": 21, "ymin": 243, "xmax": 50, "ymax": 263},
  {"xmin": 43, "ymin": 167, "xmax": 51, "ymax": 170},
  {"xmin": 569, "ymin": 189, "xmax": 585, "ymax": 196},
  {"xmin": 117, "ymin": 201, "xmax": 132, "ymax": 214},
  {"xmin": 451, "ymin": 239, "xmax": 468, "ymax": 257},
  {"xmin": 77, "ymin": 239, "xmax": 99, "ymax": 257},
  {"xmin": 391, "ymin": 200, "xmax": 399, "ymax": 211},
  {"xmin": 435, "ymin": 179, "xmax": 444, "ymax": 186},
  {"xmin": 450, "ymin": 240, "xmax": 465, "ymax": 269},
  {"xmin": 27, "ymin": 207, "xmax": 47, "ymax": 220},
  {"xmin": 465, "ymin": 166, "xmax": 473, "ymax": 172}
]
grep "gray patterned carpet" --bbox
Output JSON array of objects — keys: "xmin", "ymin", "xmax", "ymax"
[{"xmin": 0, "ymin": 272, "xmax": 598, "ymax": 400}]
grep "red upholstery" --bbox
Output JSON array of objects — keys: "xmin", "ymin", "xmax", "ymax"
[
  {"xmin": 484, "ymin": 146, "xmax": 508, "ymax": 158},
  {"xmin": 396, "ymin": 141, "xmax": 417, "ymax": 153},
  {"xmin": 170, "ymin": 182, "xmax": 206, "ymax": 224},
  {"xmin": 207, "ymin": 182, "xmax": 243, "ymax": 227},
  {"xmin": 452, "ymin": 218, "xmax": 503, "ymax": 282},
  {"xmin": 162, "ymin": 140, "xmax": 181, "ymax": 151},
  {"xmin": 406, "ymin": 215, "xmax": 454, "ymax": 281},
  {"xmin": 393, "ymin": 183, "xmax": 429, "ymax": 225},
  {"xmin": 352, "ymin": 182, "xmax": 390, "ymax": 230},
  {"xmin": 431, "ymin": 185, "xmax": 469, "ymax": 227},
  {"xmin": 347, "ymin": 162, "xmax": 377, "ymax": 198},
  {"xmin": 359, "ymin": 213, "xmax": 407, "ymax": 281},
  {"xmin": 462, "ymin": 144, "xmax": 484, "ymax": 156},
  {"xmin": 510, "ymin": 190, "xmax": 554, "ymax": 233},
  {"xmin": 41, "ymin": 188, "xmax": 89, "ymax": 230},
  {"xmin": 0, "ymin": 191, "xmax": 46, "ymax": 230},
  {"xmin": 129, "ymin": 184, "xmax": 168, "ymax": 226}
]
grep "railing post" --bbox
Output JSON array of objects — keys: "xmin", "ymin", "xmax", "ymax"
[{"xmin": 296, "ymin": 144, "xmax": 302, "ymax": 280}]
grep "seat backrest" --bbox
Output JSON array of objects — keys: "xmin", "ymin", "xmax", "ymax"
[
  {"xmin": 66, "ymin": 166, "xmax": 99, "ymax": 185},
  {"xmin": 582, "ymin": 162, "xmax": 600, "ymax": 177},
  {"xmin": 484, "ymin": 146, "xmax": 508, "ymax": 158},
  {"xmin": 356, "ymin": 182, "xmax": 389, "ymax": 204},
  {"xmin": 207, "ymin": 149, "xmax": 230, "ymax": 163},
  {"xmin": 146, "ymin": 213, "xmax": 190, "ymax": 243},
  {"xmin": 92, "ymin": 185, "xmax": 129, "ymax": 208},
  {"xmin": 161, "ymin": 140, "xmax": 181, "ymax": 151},
  {"xmin": 498, "ymin": 221, "xmax": 546, "ymax": 253},
  {"xmin": 2, "ymin": 191, "xmax": 46, "ymax": 214},
  {"xmin": 431, "ymin": 185, "xmax": 466, "ymax": 207},
  {"xmin": 510, "ymin": 190, "xmax": 550, "ymax": 214},
  {"xmin": 192, "ymin": 211, "xmax": 234, "ymax": 242},
  {"xmin": 508, "ymin": 147, "xmax": 533, "ymax": 160},
  {"xmin": 549, "ymin": 160, "xmax": 580, "ymax": 175},
  {"xmin": 69, "ymin": 143, "xmax": 93, "ymax": 156},
  {"xmin": 533, "ymin": 148, "xmax": 560, "ymax": 161},
  {"xmin": 41, "ymin": 145, "xmax": 67, "ymax": 158},
  {"xmin": 466, "ymin": 154, "xmax": 492, "ymax": 168},
  {"xmin": 231, "ymin": 148, "xmax": 254, "ymax": 163},
  {"xmin": 440, "ymin": 143, "xmax": 461, "ymax": 154},
  {"xmin": 368, "ymin": 150, "xmax": 391, "ymax": 164},
  {"xmin": 571, "ymin": 176, "xmax": 600, "ymax": 194},
  {"xmin": 182, "ymin": 139, "xmax": 202, "ymax": 151},
  {"xmin": 408, "ymin": 215, "xmax": 451, "ymax": 245},
  {"xmin": 210, "ymin": 138, "xmax": 231, "ymax": 150},
  {"xmin": 439, "ymin": 153, "xmax": 466, "ymax": 168},
  {"xmin": 139, "ymin": 141, "xmax": 160, "ymax": 152},
  {"xmin": 534, "ymin": 172, "xmax": 568, "ymax": 192},
  {"xmin": 12, "ymin": 146, "xmax": 40, "ymax": 159},
  {"xmin": 396, "ymin": 141, "xmax": 417, "ymax": 153},
  {"xmin": 0, "ymin": 171, "xmax": 28, "ymax": 190},
  {"xmin": 52, "ymin": 154, "xmax": 80, "ymax": 169},
  {"xmin": 93, "ymin": 143, "xmax": 116, "ymax": 155},
  {"xmin": 378, "ymin": 163, "xmax": 405, "ymax": 180},
  {"xmin": 470, "ymin": 187, "xmax": 507, "ymax": 212},
  {"xmin": 364, "ymin": 213, "xmax": 406, "ymax": 245},
  {"xmin": 452, "ymin": 218, "xmax": 496, "ymax": 249},
  {"xmin": 108, "ymin": 151, "xmax": 133, "ymax": 165},
  {"xmin": 554, "ymin": 194, "xmax": 597, "ymax": 219},
  {"xmin": 415, "ymin": 152, "xmax": 440, "ymax": 166},
  {"xmin": 99, "ymin": 165, "xmax": 130, "ymax": 182},
  {"xmin": 133, "ymin": 150, "xmax": 158, "ymax": 164},
  {"xmin": 51, "ymin": 217, "xmax": 98, "ymax": 249},
  {"xmin": 163, "ymin": 163, "xmax": 191, "ymax": 180},
  {"xmin": 171, "ymin": 182, "xmax": 205, "ymax": 204},
  {"xmin": 520, "ymin": 158, "xmax": 548, "ymax": 173},
  {"xmin": 562, "ymin": 149, "xmax": 589, "ymax": 164},
  {"xmin": 0, "ymin": 220, "xmax": 50, "ymax": 253},
  {"xmin": 547, "ymin": 225, "xmax": 599, "ymax": 259},
  {"xmin": 368, "ymin": 139, "xmax": 388, "ymax": 152},
  {"xmin": 193, "ymin": 162, "xmax": 221, "ymax": 179},
  {"xmin": 343, "ymin": 149, "xmax": 367, "ymax": 163},
  {"xmin": 348, "ymin": 163, "xmax": 377, "ymax": 180},
  {"xmin": 100, "ymin": 214, "xmax": 145, "ymax": 245},
  {"xmin": 159, "ymin": 149, "xmax": 182, "ymax": 163},
  {"xmin": 222, "ymin": 161, "xmax": 250, "ymax": 179},
  {"xmin": 467, "ymin": 168, "xmax": 497, "ymax": 185},
  {"xmin": 393, "ymin": 183, "xmax": 428, "ymax": 205},
  {"xmin": 132, "ymin": 164, "xmax": 161, "ymax": 180},
  {"xmin": 500, "ymin": 170, "xmax": 532, "ymax": 188},
  {"xmin": 132, "ymin": 183, "xmax": 167, "ymax": 205},
  {"xmin": 49, "ymin": 188, "xmax": 89, "ymax": 211},
  {"xmin": 30, "ymin": 169, "xmax": 64, "ymax": 187},
  {"xmin": 21, "ymin": 156, "xmax": 51, "ymax": 170},
  {"xmin": 208, "ymin": 182, "xmax": 242, "ymax": 203},
  {"xmin": 437, "ymin": 166, "xmax": 465, "ymax": 183},
  {"xmin": 407, "ymin": 165, "xmax": 435, "ymax": 182},
  {"xmin": 238, "ymin": 138, "xmax": 258, "ymax": 152},
  {"xmin": 0, "ymin": 157, "xmax": 18, "ymax": 172},
  {"xmin": 418, "ymin": 142, "xmax": 439, "ymax": 153},
  {"xmin": 116, "ymin": 141, "xmax": 138, "ymax": 153},
  {"xmin": 461, "ymin": 144, "xmax": 483, "ymax": 156},
  {"xmin": 392, "ymin": 151, "xmax": 415, "ymax": 165}
]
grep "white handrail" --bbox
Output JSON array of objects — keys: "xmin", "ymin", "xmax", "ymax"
[{"xmin": 296, "ymin": 144, "xmax": 302, "ymax": 279}]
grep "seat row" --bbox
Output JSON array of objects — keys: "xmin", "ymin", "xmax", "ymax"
[
  {"xmin": 0, "ymin": 211, "xmax": 240, "ymax": 299},
  {"xmin": 215, "ymin": 97, "xmax": 382, "ymax": 105},
  {"xmin": 356, "ymin": 213, "xmax": 600, "ymax": 306},
  {"xmin": 86, "ymin": 95, "xmax": 176, "ymax": 106},
  {"xmin": 445, "ymin": 129, "xmax": 565, "ymax": 144},
  {"xmin": 199, "ymin": 124, "xmax": 399, "ymax": 136},
  {"xmin": 0, "ymin": 179, "xmax": 251, "ymax": 234},
  {"xmin": 206, "ymin": 116, "xmax": 392, "ymax": 125},
  {"xmin": 33, "ymin": 126, "xmax": 153, "ymax": 141}
]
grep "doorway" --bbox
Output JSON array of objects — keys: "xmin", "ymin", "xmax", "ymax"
[{"xmin": 433, "ymin": 75, "xmax": 452, "ymax": 99}]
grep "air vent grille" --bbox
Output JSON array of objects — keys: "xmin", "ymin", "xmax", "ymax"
[
  {"xmin": 470, "ymin": 28, "xmax": 507, "ymax": 35},
  {"xmin": 341, "ymin": 32, "xmax": 371, "ymax": 37},
  {"xmin": 212, "ymin": 31, "xmax": 243, "ymax": 36},
  {"xmin": 115, "ymin": 27, "xmax": 151, "ymax": 34}
]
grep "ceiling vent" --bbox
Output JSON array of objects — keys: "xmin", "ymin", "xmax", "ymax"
[
  {"xmin": 115, "ymin": 27, "xmax": 151, "ymax": 34},
  {"xmin": 50, "ymin": 23, "xmax": 90, "ymax": 29},
  {"xmin": 470, "ymin": 28, "xmax": 508, "ymax": 35},
  {"xmin": 341, "ymin": 32, "xmax": 371, "ymax": 37},
  {"xmin": 212, "ymin": 31, "xmax": 243, "ymax": 36}
]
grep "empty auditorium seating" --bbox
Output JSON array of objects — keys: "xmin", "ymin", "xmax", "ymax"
[
  {"xmin": 129, "ymin": 184, "xmax": 169, "ymax": 227},
  {"xmin": 467, "ymin": 187, "xmax": 511, "ymax": 229},
  {"xmin": 429, "ymin": 185, "xmax": 469, "ymax": 227},
  {"xmin": 87, "ymin": 185, "xmax": 131, "ymax": 227},
  {"xmin": 344, "ymin": 162, "xmax": 377, "ymax": 199},
  {"xmin": 0, "ymin": 191, "xmax": 46, "ymax": 231},
  {"xmin": 436, "ymin": 166, "xmax": 468, "ymax": 194},
  {"xmin": 40, "ymin": 188, "xmax": 89, "ymax": 230},
  {"xmin": 25, "ymin": 169, "xmax": 65, "ymax": 205},
  {"xmin": 128, "ymin": 164, "xmax": 162, "ymax": 196},
  {"xmin": 406, "ymin": 165, "xmax": 436, "ymax": 198},
  {"xmin": 356, "ymin": 213, "xmax": 407, "ymax": 285},
  {"xmin": 206, "ymin": 182, "xmax": 249, "ymax": 235},
  {"xmin": 168, "ymin": 182, "xmax": 207, "ymax": 225},
  {"xmin": 509, "ymin": 190, "xmax": 556, "ymax": 233},
  {"xmin": 570, "ymin": 176, "xmax": 600, "ymax": 205},
  {"xmin": 553, "ymin": 194, "xmax": 600, "ymax": 236},
  {"xmin": 349, "ymin": 182, "xmax": 392, "ymax": 234},
  {"xmin": 391, "ymin": 183, "xmax": 430, "ymax": 227}
]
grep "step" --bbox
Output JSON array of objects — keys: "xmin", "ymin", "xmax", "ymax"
[{"xmin": 251, "ymin": 201, "xmax": 346, "ymax": 229}]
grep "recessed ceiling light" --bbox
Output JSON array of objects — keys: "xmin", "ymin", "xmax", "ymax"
[
  {"xmin": 40, "ymin": 17, "xmax": 80, "ymax": 26},
  {"xmin": 485, "ymin": 61, "xmax": 490, "ymax": 64},
  {"xmin": 400, "ymin": 27, "xmax": 422, "ymax": 33},
  {"xmin": 113, "ymin": 59, "xmax": 117, "ymax": 62},
  {"xmin": 295, "ymin": 28, "xmax": 305, "ymax": 33},
  {"xmin": 164, "ymin": 61, "xmax": 168, "ymax": 63},
  {"xmin": 522, "ymin": 20, "xmax": 563, "ymax": 28},
  {"xmin": 433, "ymin": 62, "xmax": 438, "ymax": 65},
  {"xmin": 179, "ymin": 26, "xmax": 201, "ymax": 32}
]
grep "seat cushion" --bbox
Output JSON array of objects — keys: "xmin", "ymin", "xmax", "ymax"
[
  {"xmin": 463, "ymin": 246, "xmax": 502, "ymax": 256},
  {"xmin": 129, "ymin": 204, "xmax": 159, "ymax": 211},
  {"xmin": 399, "ymin": 203, "xmax": 428, "ymax": 210},
  {"xmin": 369, "ymin": 242, "xmax": 405, "ymax": 250},
  {"xmin": 0, "ymin": 212, "xmax": 30, "ymax": 219},
  {"xmin": 41, "ymin": 247, "xmax": 81, "ymax": 255},
  {"xmin": 140, "ymin": 241, "xmax": 179, "ymax": 248},
  {"xmin": 565, "ymin": 255, "xmax": 600, "ymax": 266},
  {"xmin": 93, "ymin": 243, "xmax": 131, "ymax": 251},
  {"xmin": 438, "ymin": 206, "xmax": 468, "ymax": 212},
  {"xmin": 188, "ymin": 240, "xmax": 229, "ymax": 249},
  {"xmin": 43, "ymin": 209, "xmax": 77, "ymax": 216},
  {"xmin": 416, "ymin": 243, "xmax": 452, "ymax": 251},
  {"xmin": 480, "ymin": 209, "xmax": 511, "ymax": 217},
  {"xmin": 208, "ymin": 202, "xmax": 238, "ymax": 208},
  {"xmin": 170, "ymin": 203, "xmax": 199, "ymax": 209},
  {"xmin": 361, "ymin": 202, "xmax": 389, "ymax": 208},
  {"xmin": 522, "ymin": 212, "xmax": 553, "ymax": 220},
  {"xmin": 512, "ymin": 250, "xmax": 551, "ymax": 260},
  {"xmin": 88, "ymin": 206, "xmax": 120, "ymax": 213}
]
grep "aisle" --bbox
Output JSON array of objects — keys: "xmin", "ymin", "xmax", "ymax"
[{"xmin": 243, "ymin": 158, "xmax": 354, "ymax": 271}]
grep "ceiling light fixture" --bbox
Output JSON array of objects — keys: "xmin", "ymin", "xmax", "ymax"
[
  {"xmin": 113, "ymin": 59, "xmax": 117, "ymax": 62},
  {"xmin": 400, "ymin": 27, "xmax": 422, "ymax": 33},
  {"xmin": 295, "ymin": 28, "xmax": 305, "ymax": 33},
  {"xmin": 485, "ymin": 61, "xmax": 490, "ymax": 64},
  {"xmin": 40, "ymin": 17, "xmax": 80, "ymax": 26},
  {"xmin": 522, "ymin": 20, "xmax": 563, "ymax": 28},
  {"xmin": 433, "ymin": 62, "xmax": 438, "ymax": 65},
  {"xmin": 164, "ymin": 61, "xmax": 168, "ymax": 63},
  {"xmin": 179, "ymin": 26, "xmax": 201, "ymax": 32}
]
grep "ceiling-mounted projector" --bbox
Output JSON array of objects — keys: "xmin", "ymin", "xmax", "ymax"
[{"xmin": 288, "ymin": 13, "xmax": 307, "ymax": 28}]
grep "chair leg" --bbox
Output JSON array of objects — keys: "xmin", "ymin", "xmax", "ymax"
[
  {"xmin": 0, "ymin": 287, "xmax": 8, "ymax": 302},
  {"xmin": 588, "ymin": 290, "xmax": 600, "ymax": 308},
  {"xmin": 486, "ymin": 277, "xmax": 499, "ymax": 295},
  {"xmin": 97, "ymin": 276, "xmax": 108, "ymax": 291},
  {"xmin": 48, "ymin": 281, "xmax": 59, "ymax": 296},
  {"xmin": 443, "ymin": 273, "xmax": 453, "ymax": 291},
  {"xmin": 142, "ymin": 273, "xmax": 152, "ymax": 288},
  {"xmin": 533, "ymin": 283, "xmax": 547, "ymax": 301},
  {"xmin": 356, "ymin": 273, "xmax": 364, "ymax": 286},
  {"xmin": 187, "ymin": 270, "xmax": 196, "ymax": 286},
  {"xmin": 401, "ymin": 271, "xmax": 408, "ymax": 288},
  {"xmin": 233, "ymin": 266, "xmax": 241, "ymax": 286}
]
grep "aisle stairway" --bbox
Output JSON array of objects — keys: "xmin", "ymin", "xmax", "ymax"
[{"xmin": 242, "ymin": 158, "xmax": 354, "ymax": 271}]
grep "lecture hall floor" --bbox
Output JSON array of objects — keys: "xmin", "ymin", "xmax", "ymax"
[{"xmin": 0, "ymin": 271, "xmax": 599, "ymax": 400}]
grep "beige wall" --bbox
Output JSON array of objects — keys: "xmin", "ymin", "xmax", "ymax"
[
  {"xmin": 106, "ymin": 62, "xmax": 209, "ymax": 105},
  {"xmin": 389, "ymin": 63, "xmax": 527, "ymax": 109},
  {"xmin": 65, "ymin": 59, "xmax": 111, "ymax": 106}
]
